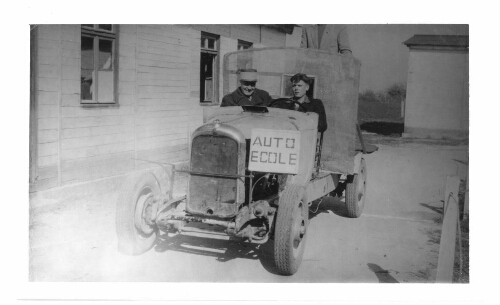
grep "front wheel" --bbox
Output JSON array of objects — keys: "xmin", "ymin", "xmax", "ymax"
[
  {"xmin": 345, "ymin": 158, "xmax": 367, "ymax": 218},
  {"xmin": 274, "ymin": 184, "xmax": 309, "ymax": 275},
  {"xmin": 116, "ymin": 172, "xmax": 161, "ymax": 255}
]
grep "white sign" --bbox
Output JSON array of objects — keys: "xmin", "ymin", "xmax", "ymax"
[{"xmin": 248, "ymin": 129, "xmax": 301, "ymax": 174}]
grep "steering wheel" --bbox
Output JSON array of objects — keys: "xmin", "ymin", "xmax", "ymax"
[{"xmin": 268, "ymin": 98, "xmax": 307, "ymax": 112}]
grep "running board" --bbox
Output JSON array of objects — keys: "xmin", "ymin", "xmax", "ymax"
[{"xmin": 305, "ymin": 172, "xmax": 339, "ymax": 203}]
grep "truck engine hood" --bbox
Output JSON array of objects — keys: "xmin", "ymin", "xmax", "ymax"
[{"xmin": 204, "ymin": 106, "xmax": 318, "ymax": 139}]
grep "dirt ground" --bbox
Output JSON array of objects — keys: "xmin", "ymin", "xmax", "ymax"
[{"xmin": 29, "ymin": 133, "xmax": 468, "ymax": 283}]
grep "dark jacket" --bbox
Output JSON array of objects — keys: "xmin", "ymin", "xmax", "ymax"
[
  {"xmin": 221, "ymin": 88, "xmax": 272, "ymax": 107},
  {"xmin": 301, "ymin": 24, "xmax": 352, "ymax": 56},
  {"xmin": 272, "ymin": 96, "xmax": 328, "ymax": 133}
]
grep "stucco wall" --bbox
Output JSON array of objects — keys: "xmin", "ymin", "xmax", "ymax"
[{"xmin": 404, "ymin": 49, "xmax": 469, "ymax": 138}]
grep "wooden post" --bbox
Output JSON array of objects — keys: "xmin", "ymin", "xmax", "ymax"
[
  {"xmin": 29, "ymin": 25, "xmax": 39, "ymax": 192},
  {"xmin": 464, "ymin": 172, "xmax": 469, "ymax": 216},
  {"xmin": 436, "ymin": 175, "xmax": 461, "ymax": 283}
]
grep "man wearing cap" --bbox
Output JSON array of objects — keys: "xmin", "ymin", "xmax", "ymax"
[{"xmin": 220, "ymin": 69, "xmax": 273, "ymax": 107}]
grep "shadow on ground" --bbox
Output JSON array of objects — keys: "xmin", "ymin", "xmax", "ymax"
[
  {"xmin": 154, "ymin": 232, "xmax": 281, "ymax": 275},
  {"xmin": 420, "ymin": 202, "xmax": 444, "ymax": 215},
  {"xmin": 361, "ymin": 121, "xmax": 404, "ymax": 136},
  {"xmin": 309, "ymin": 196, "xmax": 350, "ymax": 219},
  {"xmin": 367, "ymin": 263, "xmax": 399, "ymax": 283},
  {"xmin": 150, "ymin": 195, "xmax": 348, "ymax": 276}
]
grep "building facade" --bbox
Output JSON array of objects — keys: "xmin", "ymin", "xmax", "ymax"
[
  {"xmin": 403, "ymin": 35, "xmax": 469, "ymax": 139},
  {"xmin": 29, "ymin": 24, "xmax": 297, "ymax": 192}
]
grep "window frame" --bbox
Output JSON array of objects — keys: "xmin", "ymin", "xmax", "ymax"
[
  {"xmin": 200, "ymin": 32, "xmax": 220, "ymax": 105},
  {"xmin": 237, "ymin": 39, "xmax": 253, "ymax": 51},
  {"xmin": 80, "ymin": 24, "xmax": 119, "ymax": 106}
]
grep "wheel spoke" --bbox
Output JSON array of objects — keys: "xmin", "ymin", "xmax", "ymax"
[
  {"xmin": 299, "ymin": 225, "xmax": 306, "ymax": 236},
  {"xmin": 134, "ymin": 192, "xmax": 155, "ymax": 236},
  {"xmin": 116, "ymin": 172, "xmax": 160, "ymax": 255}
]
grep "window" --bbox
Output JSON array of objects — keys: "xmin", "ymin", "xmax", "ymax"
[
  {"xmin": 238, "ymin": 40, "xmax": 253, "ymax": 51},
  {"xmin": 200, "ymin": 32, "xmax": 219, "ymax": 104},
  {"xmin": 81, "ymin": 25, "xmax": 117, "ymax": 104}
]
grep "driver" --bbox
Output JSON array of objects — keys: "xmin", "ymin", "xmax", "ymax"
[
  {"xmin": 220, "ymin": 69, "xmax": 273, "ymax": 107},
  {"xmin": 273, "ymin": 73, "xmax": 327, "ymax": 133}
]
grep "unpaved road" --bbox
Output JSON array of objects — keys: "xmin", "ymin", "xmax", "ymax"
[{"xmin": 29, "ymin": 135, "xmax": 468, "ymax": 283}]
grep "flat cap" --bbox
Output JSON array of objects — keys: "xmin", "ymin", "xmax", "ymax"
[{"xmin": 239, "ymin": 69, "xmax": 258, "ymax": 81}]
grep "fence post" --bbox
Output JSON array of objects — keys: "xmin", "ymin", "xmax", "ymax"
[
  {"xmin": 436, "ymin": 175, "xmax": 461, "ymax": 283},
  {"xmin": 464, "ymin": 172, "xmax": 469, "ymax": 216}
]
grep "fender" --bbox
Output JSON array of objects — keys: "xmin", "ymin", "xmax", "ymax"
[{"xmin": 353, "ymin": 152, "xmax": 364, "ymax": 175}]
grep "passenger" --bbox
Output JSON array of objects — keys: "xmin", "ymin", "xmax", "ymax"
[
  {"xmin": 273, "ymin": 73, "xmax": 327, "ymax": 133},
  {"xmin": 301, "ymin": 24, "xmax": 352, "ymax": 56},
  {"xmin": 220, "ymin": 69, "xmax": 273, "ymax": 107}
]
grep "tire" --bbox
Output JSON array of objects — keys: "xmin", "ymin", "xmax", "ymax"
[
  {"xmin": 116, "ymin": 172, "xmax": 161, "ymax": 255},
  {"xmin": 274, "ymin": 184, "xmax": 309, "ymax": 275},
  {"xmin": 345, "ymin": 158, "xmax": 367, "ymax": 218}
]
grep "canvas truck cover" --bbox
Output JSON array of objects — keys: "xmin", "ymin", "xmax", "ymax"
[{"xmin": 223, "ymin": 47, "xmax": 361, "ymax": 174}]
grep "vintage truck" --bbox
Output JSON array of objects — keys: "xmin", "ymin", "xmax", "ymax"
[{"xmin": 115, "ymin": 47, "xmax": 368, "ymax": 275}]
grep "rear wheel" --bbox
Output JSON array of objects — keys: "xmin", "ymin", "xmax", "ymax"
[
  {"xmin": 116, "ymin": 172, "xmax": 161, "ymax": 255},
  {"xmin": 345, "ymin": 158, "xmax": 367, "ymax": 218},
  {"xmin": 274, "ymin": 184, "xmax": 308, "ymax": 275}
]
